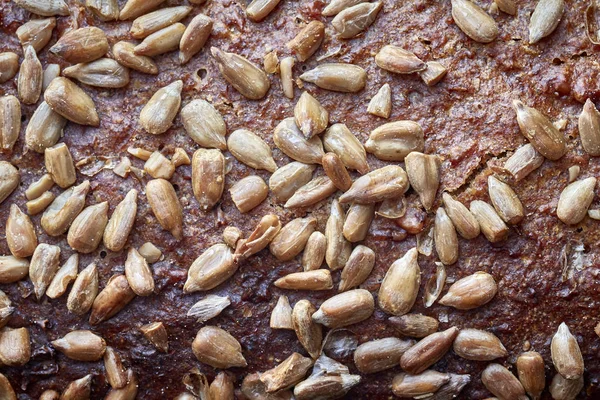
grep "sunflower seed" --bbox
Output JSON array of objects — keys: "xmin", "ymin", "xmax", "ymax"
[
  {"xmin": 27, "ymin": 191, "xmax": 55, "ymax": 215},
  {"xmin": 434, "ymin": 207, "xmax": 458, "ymax": 265},
  {"xmin": 13, "ymin": 0, "xmax": 69, "ymax": 16},
  {"xmin": 210, "ymin": 372, "xmax": 234, "ymax": 400},
  {"xmin": 419, "ymin": 61, "xmax": 448, "ymax": 86},
  {"xmin": 339, "ymin": 245, "xmax": 375, "ymax": 292},
  {"xmin": 453, "ymin": 329, "xmax": 507, "ymax": 361},
  {"xmin": 63, "ymin": 58, "xmax": 130, "ymax": 88},
  {"xmin": 44, "ymin": 143, "xmax": 76, "ymax": 189},
  {"xmin": 513, "ymin": 100, "xmax": 566, "ymax": 160},
  {"xmin": 451, "ymin": 0, "xmax": 499, "ymax": 43},
  {"xmin": 375, "ymin": 45, "xmax": 426, "ymax": 74},
  {"xmin": 246, "ymin": 0, "xmax": 281, "ymax": 21},
  {"xmin": 440, "ymin": 193, "xmax": 479, "ymax": 239},
  {"xmin": 180, "ymin": 99, "xmax": 226, "ymax": 149},
  {"xmin": 342, "ymin": 203, "xmax": 374, "ymax": 242},
  {"xmin": 274, "ymin": 117, "xmax": 325, "ymax": 164},
  {"xmin": 389, "ymin": 314, "xmax": 439, "ymax": 338},
  {"xmin": 87, "ymin": 0, "xmax": 119, "ymax": 21},
  {"xmin": 287, "ymin": 21, "xmax": 325, "ymax": 61},
  {"xmin": 125, "ymin": 247, "xmax": 154, "ymax": 296},
  {"xmin": 192, "ymin": 148, "xmax": 225, "ymax": 211},
  {"xmin": 275, "ymin": 269, "xmax": 333, "ymax": 291},
  {"xmin": 103, "ymin": 189, "xmax": 137, "ymax": 252},
  {"xmin": 406, "ymin": 152, "xmax": 440, "ymax": 211},
  {"xmin": 211, "ymin": 47, "xmax": 270, "ymax": 99},
  {"xmin": 294, "ymin": 375, "xmax": 360, "ymax": 400},
  {"xmin": 392, "ymin": 370, "xmax": 450, "ymax": 398},
  {"xmin": 42, "ymin": 66, "xmax": 60, "ymax": 94},
  {"xmin": 67, "ymin": 202, "xmax": 109, "ymax": 253},
  {"xmin": 0, "ymin": 53, "xmax": 19, "ymax": 84},
  {"xmin": 137, "ymin": 243, "xmax": 161, "ymax": 264},
  {"xmin": 144, "ymin": 151, "xmax": 175, "ymax": 179},
  {"xmin": 105, "ymin": 369, "xmax": 138, "ymax": 400},
  {"xmin": 104, "ymin": 347, "xmax": 127, "ymax": 389},
  {"xmin": 551, "ymin": 322, "xmax": 584, "ymax": 380},
  {"xmin": 89, "ymin": 274, "xmax": 136, "ymax": 325},
  {"xmin": 192, "ymin": 326, "xmax": 247, "ymax": 369},
  {"xmin": 270, "ymin": 217, "xmax": 317, "ymax": 261},
  {"xmin": 242, "ymin": 373, "xmax": 293, "ymax": 400},
  {"xmin": 549, "ymin": 373, "xmax": 583, "ymax": 400},
  {"xmin": 322, "ymin": 0, "xmax": 367, "ymax": 16},
  {"xmin": 482, "ymin": 364, "xmax": 528, "ymax": 400},
  {"xmin": 293, "ymin": 300, "xmax": 322, "ymax": 359},
  {"xmin": 400, "ymin": 327, "xmax": 459, "ymax": 374},
  {"xmin": 365, "ymin": 120, "xmax": 424, "ymax": 161},
  {"xmin": 16, "ymin": 17, "xmax": 56, "ymax": 52},
  {"xmin": 271, "ymin": 295, "xmax": 294, "ymax": 329},
  {"xmin": 264, "ymin": 50, "xmax": 279, "ymax": 74},
  {"xmin": 146, "ymin": 178, "xmax": 183, "ymax": 240},
  {"xmin": 424, "ymin": 262, "xmax": 446, "ymax": 308},
  {"xmin": 187, "ymin": 294, "xmax": 231, "ymax": 323},
  {"xmin": 46, "ymin": 253, "xmax": 78, "ymax": 299},
  {"xmin": 6, "ymin": 204, "xmax": 37, "ymax": 258},
  {"xmin": 30, "ymin": 243, "xmax": 60, "ymax": 300},
  {"xmin": 280, "ymin": 56, "xmax": 295, "ymax": 98},
  {"xmin": 61, "ymin": 375, "xmax": 92, "ymax": 400},
  {"xmin": 495, "ymin": 0, "xmax": 516, "ymax": 15},
  {"xmin": 300, "ymin": 63, "xmax": 366, "ymax": 92},
  {"xmin": 45, "ymin": 77, "xmax": 99, "ymax": 126},
  {"xmin": 270, "ymin": 162, "xmax": 316, "ymax": 203},
  {"xmin": 367, "ymin": 83, "xmax": 391, "ymax": 118},
  {"xmin": 18, "ymin": 45, "xmax": 42, "ymax": 105},
  {"xmin": 529, "ymin": 0, "xmax": 564, "ymax": 44},
  {"xmin": 0, "ymin": 327, "xmax": 30, "ymax": 367},
  {"xmin": 322, "ymin": 153, "xmax": 352, "ymax": 191},
  {"xmin": 298, "ymin": 232, "xmax": 325, "ymax": 272},
  {"xmin": 488, "ymin": 176, "xmax": 524, "ymax": 224},
  {"xmin": 378, "ymin": 247, "xmax": 420, "ymax": 316},
  {"xmin": 517, "ymin": 351, "xmax": 545, "ymax": 400},
  {"xmin": 285, "ymin": 176, "xmax": 337, "ymax": 208},
  {"xmin": 179, "ymin": 14, "xmax": 213, "ymax": 64},
  {"xmin": 294, "ymin": 92, "xmax": 329, "ymax": 138},
  {"xmin": 0, "ymin": 256, "xmax": 29, "ymax": 284},
  {"xmin": 184, "ymin": 244, "xmax": 236, "ymax": 293},
  {"xmin": 0, "ymin": 373, "xmax": 16, "ymax": 399},
  {"xmin": 52, "ymin": 330, "xmax": 106, "ymax": 361},
  {"xmin": 312, "ymin": 289, "xmax": 374, "ymax": 328},
  {"xmin": 113, "ymin": 41, "xmax": 158, "ymax": 74},
  {"xmin": 131, "ymin": 6, "xmax": 191, "ymax": 38},
  {"xmin": 579, "ymin": 99, "xmax": 600, "ymax": 156},
  {"xmin": 41, "ymin": 180, "xmax": 89, "ymax": 236},
  {"xmin": 229, "ymin": 175, "xmax": 268, "ymax": 213},
  {"xmin": 0, "ymin": 161, "xmax": 19, "ymax": 205},
  {"xmin": 25, "ymin": 174, "xmax": 53, "ymax": 200},
  {"xmin": 557, "ymin": 177, "xmax": 596, "ymax": 225},
  {"xmin": 228, "ymin": 129, "xmax": 277, "ymax": 172},
  {"xmin": 354, "ymin": 337, "xmax": 414, "ymax": 374},
  {"xmin": 439, "ymin": 271, "xmax": 497, "ymax": 310},
  {"xmin": 504, "ymin": 143, "xmax": 545, "ymax": 182},
  {"xmin": 222, "ymin": 227, "xmax": 242, "ymax": 250},
  {"xmin": 340, "ymin": 165, "xmax": 409, "ymax": 204},
  {"xmin": 261, "ymin": 352, "xmax": 313, "ymax": 393},
  {"xmin": 139, "ymin": 80, "xmax": 182, "ymax": 134},
  {"xmin": 324, "ymin": 199, "xmax": 351, "ymax": 270},
  {"xmin": 332, "ymin": 2, "xmax": 383, "ymax": 39},
  {"xmin": 50, "ymin": 27, "xmax": 108, "ymax": 63},
  {"xmin": 470, "ymin": 200, "xmax": 509, "ymax": 242},
  {"xmin": 119, "ymin": 0, "xmax": 165, "ymax": 20},
  {"xmin": 234, "ymin": 214, "xmax": 281, "ymax": 260},
  {"xmin": 25, "ymin": 101, "xmax": 66, "ymax": 153},
  {"xmin": 67, "ymin": 262, "xmax": 99, "ymax": 315},
  {"xmin": 134, "ymin": 23, "xmax": 185, "ymax": 56},
  {"xmin": 323, "ymin": 123, "xmax": 369, "ymax": 173}
]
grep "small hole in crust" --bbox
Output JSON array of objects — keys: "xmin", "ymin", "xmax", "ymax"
[
  {"xmin": 173, "ymin": 184, "xmax": 180, "ymax": 192},
  {"xmin": 100, "ymin": 251, "xmax": 107, "ymax": 259},
  {"xmin": 20, "ymin": 115, "xmax": 26, "ymax": 122},
  {"xmin": 196, "ymin": 68, "xmax": 207, "ymax": 80}
]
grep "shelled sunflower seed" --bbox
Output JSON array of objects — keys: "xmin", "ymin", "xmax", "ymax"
[
  {"xmin": 6, "ymin": 204, "xmax": 37, "ymax": 258},
  {"xmin": 45, "ymin": 77, "xmax": 99, "ymax": 126},
  {"xmin": 439, "ymin": 271, "xmax": 497, "ymax": 310},
  {"xmin": 119, "ymin": 0, "xmax": 165, "ymax": 20},
  {"xmin": 332, "ymin": 2, "xmax": 383, "ymax": 38},
  {"xmin": 180, "ymin": 14, "xmax": 213, "ymax": 65},
  {"xmin": 529, "ymin": 0, "xmax": 564, "ymax": 44},
  {"xmin": 451, "ymin": 0, "xmax": 499, "ymax": 43},
  {"xmin": 375, "ymin": 45, "xmax": 426, "ymax": 74},
  {"xmin": 192, "ymin": 326, "xmax": 247, "ymax": 369},
  {"xmin": 211, "ymin": 47, "xmax": 271, "ymax": 100},
  {"xmin": 66, "ymin": 262, "xmax": 98, "ymax": 315},
  {"xmin": 140, "ymin": 322, "xmax": 168, "ymax": 353},
  {"xmin": 63, "ymin": 58, "xmax": 130, "ymax": 88},
  {"xmin": 274, "ymin": 117, "xmax": 325, "ymax": 164},
  {"xmin": 89, "ymin": 274, "xmax": 136, "ymax": 325},
  {"xmin": 287, "ymin": 21, "xmax": 325, "ymax": 62},
  {"xmin": 400, "ymin": 327, "xmax": 459, "ymax": 374},
  {"xmin": 300, "ymin": 63, "xmax": 367, "ymax": 93},
  {"xmin": 113, "ymin": 41, "xmax": 158, "ymax": 75},
  {"xmin": 481, "ymin": 364, "xmax": 528, "ymax": 400},
  {"xmin": 367, "ymin": 83, "xmax": 391, "ymax": 118},
  {"xmin": 134, "ymin": 23, "xmax": 186, "ymax": 57},
  {"xmin": 18, "ymin": 45, "xmax": 42, "ymax": 105},
  {"xmin": 246, "ymin": 0, "xmax": 282, "ymax": 22},
  {"xmin": 516, "ymin": 351, "xmax": 545, "ymax": 400},
  {"xmin": 354, "ymin": 337, "xmax": 415, "ymax": 374},
  {"xmin": 378, "ymin": 248, "xmax": 421, "ymax": 316},
  {"xmin": 228, "ymin": 129, "xmax": 278, "ymax": 172},
  {"xmin": 50, "ymin": 27, "xmax": 108, "ymax": 63},
  {"xmin": 392, "ymin": 370, "xmax": 450, "ymax": 398},
  {"xmin": 86, "ymin": 0, "xmax": 119, "ymax": 21}
]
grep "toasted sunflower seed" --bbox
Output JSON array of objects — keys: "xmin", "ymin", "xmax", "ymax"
[
  {"xmin": 0, "ymin": 372, "xmax": 16, "ymax": 399},
  {"xmin": 332, "ymin": 2, "xmax": 383, "ymax": 39},
  {"xmin": 280, "ymin": 56, "xmax": 295, "ymax": 99},
  {"xmin": 355, "ymin": 337, "xmax": 415, "ymax": 374},
  {"xmin": 270, "ymin": 217, "xmax": 317, "ymax": 261},
  {"xmin": 89, "ymin": 274, "xmax": 136, "ymax": 325},
  {"xmin": 187, "ymin": 294, "xmax": 231, "ymax": 323},
  {"xmin": 579, "ymin": 99, "xmax": 600, "ymax": 156},
  {"xmin": 138, "ymin": 242, "xmax": 161, "ymax": 264},
  {"xmin": 131, "ymin": 6, "xmax": 191, "ymax": 39},
  {"xmin": 270, "ymin": 295, "xmax": 294, "ymax": 331},
  {"xmin": 470, "ymin": 200, "xmax": 509, "ymax": 242},
  {"xmin": 260, "ymin": 352, "xmax": 313, "ymax": 393},
  {"xmin": 146, "ymin": 178, "xmax": 183, "ymax": 240},
  {"xmin": 326, "ymin": 199, "xmax": 352, "ymax": 270},
  {"xmin": 180, "ymin": 14, "xmax": 213, "ymax": 65},
  {"xmin": 400, "ymin": 327, "xmax": 459, "ymax": 375},
  {"xmin": 0, "ymin": 256, "xmax": 29, "ymax": 284},
  {"xmin": 41, "ymin": 180, "xmax": 89, "ymax": 236},
  {"xmin": 270, "ymin": 162, "xmax": 316, "ymax": 203},
  {"xmin": 25, "ymin": 101, "xmax": 66, "ymax": 153},
  {"xmin": 517, "ymin": 351, "xmax": 545, "ymax": 400},
  {"xmin": 46, "ymin": 253, "xmax": 78, "ymax": 299},
  {"xmin": 139, "ymin": 80, "xmax": 182, "ymax": 135},
  {"xmin": 481, "ymin": 364, "xmax": 528, "ymax": 400},
  {"xmin": 300, "ymin": 63, "xmax": 366, "ymax": 92},
  {"xmin": 192, "ymin": 148, "xmax": 225, "ymax": 211},
  {"xmin": 67, "ymin": 202, "xmax": 109, "ymax": 254},
  {"xmin": 442, "ymin": 193, "xmax": 480, "ymax": 239},
  {"xmin": 302, "ymin": 231, "xmax": 327, "ymax": 271},
  {"xmin": 419, "ymin": 61, "xmax": 448, "ymax": 86},
  {"xmin": 285, "ymin": 176, "xmax": 337, "ymax": 208},
  {"xmin": 18, "ymin": 45, "xmax": 42, "ymax": 105},
  {"xmin": 312, "ymin": 289, "xmax": 374, "ymax": 328},
  {"xmin": 389, "ymin": 314, "xmax": 439, "ymax": 338},
  {"xmin": 339, "ymin": 165, "xmax": 409, "ymax": 204},
  {"xmin": 25, "ymin": 174, "xmax": 54, "ymax": 200},
  {"xmin": 6, "ymin": 204, "xmax": 37, "ymax": 258},
  {"xmin": 44, "ymin": 142, "xmax": 76, "ymax": 189},
  {"xmin": 50, "ymin": 27, "xmax": 108, "ymax": 63},
  {"xmin": 228, "ymin": 129, "xmax": 277, "ymax": 172},
  {"xmin": 63, "ymin": 58, "xmax": 130, "ymax": 88},
  {"xmin": 0, "ymin": 53, "xmax": 19, "ymax": 85},
  {"xmin": 379, "ymin": 247, "xmax": 420, "ymax": 316},
  {"xmin": 557, "ymin": 177, "xmax": 596, "ymax": 225},
  {"xmin": 52, "ymin": 330, "xmax": 106, "ymax": 361},
  {"xmin": 424, "ymin": 262, "xmax": 446, "ymax": 308},
  {"xmin": 211, "ymin": 47, "xmax": 270, "ymax": 100},
  {"xmin": 322, "ymin": 0, "xmax": 367, "ymax": 16},
  {"xmin": 504, "ymin": 143, "xmax": 545, "ymax": 182},
  {"xmin": 105, "ymin": 369, "xmax": 138, "ymax": 399},
  {"xmin": 294, "ymin": 375, "xmax": 360, "ymax": 400},
  {"xmin": 14, "ymin": 0, "xmax": 69, "ymax": 16},
  {"xmin": 295, "ymin": 92, "xmax": 329, "ymax": 138},
  {"xmin": 264, "ymin": 50, "xmax": 279, "ymax": 74},
  {"xmin": 210, "ymin": 372, "xmax": 234, "ymax": 400},
  {"xmin": 343, "ymin": 203, "xmax": 374, "ymax": 242},
  {"xmin": 453, "ymin": 329, "xmax": 507, "ymax": 361},
  {"xmin": 287, "ymin": 21, "xmax": 325, "ymax": 62},
  {"xmin": 322, "ymin": 153, "xmax": 352, "ymax": 191},
  {"xmin": 339, "ymin": 245, "xmax": 374, "ymax": 292},
  {"xmin": 367, "ymin": 83, "xmax": 391, "ymax": 118},
  {"xmin": 234, "ymin": 214, "xmax": 281, "ymax": 260},
  {"xmin": 246, "ymin": 0, "xmax": 281, "ymax": 21},
  {"xmin": 87, "ymin": 0, "xmax": 119, "ymax": 21},
  {"xmin": 0, "ymin": 327, "xmax": 30, "ymax": 366},
  {"xmin": 451, "ymin": 0, "xmax": 499, "ymax": 43},
  {"xmin": 181, "ymin": 99, "xmax": 226, "ymax": 149},
  {"xmin": 495, "ymin": 0, "xmax": 517, "ymax": 15},
  {"xmin": 375, "ymin": 45, "xmax": 426, "ymax": 74},
  {"xmin": 113, "ymin": 41, "xmax": 158, "ymax": 74},
  {"xmin": 512, "ymin": 100, "xmax": 566, "ymax": 160},
  {"xmin": 405, "ymin": 152, "xmax": 440, "ymax": 211},
  {"xmin": 275, "ymin": 270, "xmax": 333, "ymax": 291},
  {"xmin": 45, "ymin": 77, "xmax": 99, "ymax": 126},
  {"xmin": 42, "ymin": 64, "xmax": 59, "ymax": 93},
  {"xmin": 30, "ymin": 243, "xmax": 60, "ymax": 300},
  {"xmin": 104, "ymin": 347, "xmax": 127, "ymax": 389},
  {"xmin": 0, "ymin": 294, "xmax": 14, "ymax": 329},
  {"xmin": 392, "ymin": 370, "xmax": 450, "ymax": 398},
  {"xmin": 323, "ymin": 123, "xmax": 369, "ymax": 174},
  {"xmin": 27, "ymin": 191, "xmax": 55, "ymax": 215},
  {"xmin": 184, "ymin": 244, "xmax": 236, "ymax": 293},
  {"xmin": 365, "ymin": 120, "xmax": 424, "ymax": 161},
  {"xmin": 61, "ymin": 375, "xmax": 92, "ymax": 400},
  {"xmin": 223, "ymin": 227, "xmax": 243, "ymax": 249},
  {"xmin": 103, "ymin": 189, "xmax": 137, "ymax": 252},
  {"xmin": 125, "ymin": 247, "xmax": 154, "ymax": 296},
  {"xmin": 0, "ymin": 161, "xmax": 19, "ymax": 205},
  {"xmin": 434, "ymin": 207, "xmax": 458, "ymax": 265},
  {"xmin": 439, "ymin": 271, "xmax": 497, "ymax": 310},
  {"xmin": 16, "ymin": 17, "xmax": 56, "ymax": 52},
  {"xmin": 134, "ymin": 22, "xmax": 185, "ymax": 57},
  {"xmin": 39, "ymin": 389, "xmax": 60, "ymax": 400},
  {"xmin": 529, "ymin": 0, "xmax": 564, "ymax": 44},
  {"xmin": 551, "ymin": 322, "xmax": 584, "ymax": 380},
  {"xmin": 549, "ymin": 373, "xmax": 583, "ymax": 400},
  {"xmin": 67, "ymin": 262, "xmax": 99, "ymax": 315},
  {"xmin": 230, "ymin": 175, "xmax": 269, "ymax": 213},
  {"xmin": 274, "ymin": 117, "xmax": 325, "ymax": 164},
  {"xmin": 242, "ymin": 373, "xmax": 290, "ymax": 400},
  {"xmin": 144, "ymin": 151, "xmax": 174, "ymax": 179},
  {"xmin": 292, "ymin": 300, "xmax": 322, "ymax": 359},
  {"xmin": 119, "ymin": 0, "xmax": 165, "ymax": 20},
  {"xmin": 488, "ymin": 176, "xmax": 524, "ymax": 224},
  {"xmin": 192, "ymin": 326, "xmax": 247, "ymax": 369}
]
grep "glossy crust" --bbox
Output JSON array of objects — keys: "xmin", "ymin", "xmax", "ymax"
[{"xmin": 0, "ymin": 0, "xmax": 599, "ymax": 399}]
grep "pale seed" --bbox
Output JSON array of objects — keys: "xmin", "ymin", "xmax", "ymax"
[
  {"xmin": 181, "ymin": 99, "xmax": 226, "ymax": 149},
  {"xmin": 0, "ymin": 291, "xmax": 14, "ymax": 328},
  {"xmin": 495, "ymin": 0, "xmax": 517, "ymax": 15},
  {"xmin": 192, "ymin": 148, "xmax": 225, "ymax": 211},
  {"xmin": 144, "ymin": 151, "xmax": 174, "ymax": 179},
  {"xmin": 13, "ymin": 0, "xmax": 69, "ymax": 16},
  {"xmin": 274, "ymin": 269, "xmax": 333, "ymax": 291},
  {"xmin": 482, "ymin": 364, "xmax": 528, "ymax": 400},
  {"xmin": 579, "ymin": 99, "xmax": 600, "ymax": 156},
  {"xmin": 230, "ymin": 175, "xmax": 268, "ymax": 213},
  {"xmin": 270, "ymin": 217, "xmax": 317, "ymax": 261},
  {"xmin": 513, "ymin": 100, "xmax": 566, "ymax": 160},
  {"xmin": 41, "ymin": 180, "xmax": 90, "ymax": 236},
  {"xmin": 431, "ymin": 374, "xmax": 471, "ymax": 399},
  {"xmin": 171, "ymin": 148, "xmax": 190, "ymax": 168},
  {"xmin": 18, "ymin": 45, "xmax": 42, "ymax": 105},
  {"xmin": 294, "ymin": 375, "xmax": 360, "ymax": 400},
  {"xmin": 453, "ymin": 328, "xmax": 507, "ymax": 361},
  {"xmin": 139, "ymin": 242, "xmax": 161, "ymax": 263},
  {"xmin": 52, "ymin": 330, "xmax": 106, "ymax": 361},
  {"xmin": 246, "ymin": 0, "xmax": 281, "ymax": 21},
  {"xmin": 392, "ymin": 370, "xmax": 450, "ymax": 398},
  {"xmin": 42, "ymin": 63, "xmax": 60, "ymax": 91},
  {"xmin": 134, "ymin": 23, "xmax": 185, "ymax": 57},
  {"xmin": 365, "ymin": 120, "xmax": 424, "ymax": 161},
  {"xmin": 551, "ymin": 322, "xmax": 584, "ymax": 380},
  {"xmin": 140, "ymin": 80, "xmax": 182, "ymax": 135},
  {"xmin": 375, "ymin": 45, "xmax": 426, "ymax": 74},
  {"xmin": 17, "ymin": 17, "xmax": 55, "ymax": 52},
  {"xmin": 61, "ymin": 375, "xmax": 92, "ymax": 400},
  {"xmin": 419, "ymin": 61, "xmax": 448, "ymax": 86},
  {"xmin": 6, "ymin": 204, "xmax": 37, "ymax": 258},
  {"xmin": 140, "ymin": 321, "xmax": 168, "ymax": 353},
  {"xmin": 67, "ymin": 202, "xmax": 109, "ymax": 253},
  {"xmin": 25, "ymin": 173, "xmax": 53, "ymax": 200},
  {"xmin": 340, "ymin": 165, "xmax": 409, "ymax": 204},
  {"xmin": 389, "ymin": 313, "xmax": 439, "ymax": 338},
  {"xmin": 50, "ymin": 27, "xmax": 108, "ymax": 63},
  {"xmin": 322, "ymin": 0, "xmax": 367, "ymax": 16},
  {"xmin": 131, "ymin": 6, "xmax": 191, "ymax": 39},
  {"xmin": 46, "ymin": 253, "xmax": 78, "ymax": 299},
  {"xmin": 0, "ymin": 53, "xmax": 18, "ymax": 84},
  {"xmin": 0, "ymin": 257, "xmax": 30, "ymax": 283},
  {"xmin": 312, "ymin": 289, "xmax": 374, "ymax": 328},
  {"xmin": 280, "ymin": 56, "xmax": 295, "ymax": 99},
  {"xmin": 210, "ymin": 372, "xmax": 234, "ymax": 400},
  {"xmin": 146, "ymin": 178, "xmax": 183, "ymax": 240},
  {"xmin": 400, "ymin": 327, "xmax": 459, "ymax": 375},
  {"xmin": 339, "ymin": 245, "xmax": 375, "ymax": 292},
  {"xmin": 260, "ymin": 352, "xmax": 313, "ymax": 393},
  {"xmin": 63, "ymin": 58, "xmax": 130, "ymax": 88},
  {"xmin": 39, "ymin": 390, "xmax": 59, "ymax": 400},
  {"xmin": 211, "ymin": 47, "xmax": 270, "ymax": 100},
  {"xmin": 184, "ymin": 244, "xmax": 236, "ymax": 293},
  {"xmin": 45, "ymin": 77, "xmax": 99, "ymax": 126},
  {"xmin": 104, "ymin": 347, "xmax": 127, "ymax": 389},
  {"xmin": 300, "ymin": 63, "xmax": 366, "ymax": 92},
  {"xmin": 113, "ymin": 41, "xmax": 158, "ymax": 74},
  {"xmin": 223, "ymin": 227, "xmax": 242, "ymax": 249},
  {"xmin": 234, "ymin": 214, "xmax": 281, "ymax": 260},
  {"xmin": 488, "ymin": 175, "xmax": 524, "ymax": 224},
  {"xmin": 434, "ymin": 207, "xmax": 458, "ymax": 265},
  {"xmin": 125, "ymin": 247, "xmax": 154, "ymax": 296},
  {"xmin": 504, "ymin": 143, "xmax": 544, "ymax": 182},
  {"xmin": 301, "ymin": 231, "xmax": 326, "ymax": 271},
  {"xmin": 287, "ymin": 21, "xmax": 325, "ymax": 62},
  {"xmin": 343, "ymin": 203, "xmax": 375, "ymax": 242},
  {"xmin": 439, "ymin": 271, "xmax": 497, "ymax": 310},
  {"xmin": 30, "ymin": 243, "xmax": 60, "ymax": 300},
  {"xmin": 529, "ymin": 0, "xmax": 564, "ymax": 44},
  {"xmin": 192, "ymin": 326, "xmax": 247, "ymax": 369},
  {"xmin": 87, "ymin": 0, "xmax": 119, "ymax": 21},
  {"xmin": 45, "ymin": 142, "xmax": 76, "ymax": 189},
  {"xmin": 0, "ymin": 373, "xmax": 16, "ymax": 399},
  {"xmin": 29, "ymin": 192, "xmax": 56, "ymax": 213},
  {"xmin": 549, "ymin": 373, "xmax": 583, "ymax": 400},
  {"xmin": 405, "ymin": 151, "xmax": 440, "ymax": 210},
  {"xmin": 270, "ymin": 295, "xmax": 293, "ymax": 329},
  {"xmin": 105, "ymin": 369, "xmax": 138, "ymax": 400},
  {"xmin": 325, "ymin": 199, "xmax": 352, "ymax": 270},
  {"xmin": 517, "ymin": 351, "xmax": 545, "ymax": 400},
  {"xmin": 264, "ymin": 50, "xmax": 279, "ymax": 74},
  {"xmin": 424, "ymin": 262, "xmax": 446, "ymax": 308},
  {"xmin": 367, "ymin": 83, "xmax": 391, "ymax": 118},
  {"xmin": 274, "ymin": 117, "xmax": 325, "ymax": 164},
  {"xmin": 127, "ymin": 146, "xmax": 152, "ymax": 161},
  {"xmin": 379, "ymin": 247, "xmax": 421, "ymax": 316},
  {"xmin": 269, "ymin": 162, "xmax": 316, "ymax": 203},
  {"xmin": 103, "ymin": 189, "xmax": 137, "ymax": 252},
  {"xmin": 284, "ymin": 176, "xmax": 337, "ymax": 208},
  {"xmin": 322, "ymin": 153, "xmax": 352, "ymax": 191},
  {"xmin": 323, "ymin": 124, "xmax": 369, "ymax": 174},
  {"xmin": 228, "ymin": 129, "xmax": 277, "ymax": 172},
  {"xmin": 451, "ymin": 0, "xmax": 499, "ymax": 43},
  {"xmin": 470, "ymin": 200, "xmax": 509, "ymax": 242},
  {"xmin": 25, "ymin": 101, "xmax": 66, "ymax": 153},
  {"xmin": 295, "ymin": 91, "xmax": 329, "ymax": 138},
  {"xmin": 568, "ymin": 165, "xmax": 580, "ymax": 183},
  {"xmin": 441, "ymin": 193, "xmax": 480, "ymax": 239},
  {"xmin": 180, "ymin": 14, "xmax": 213, "ymax": 65},
  {"xmin": 378, "ymin": 197, "xmax": 408, "ymax": 219},
  {"xmin": 187, "ymin": 294, "xmax": 231, "ymax": 323},
  {"xmin": 332, "ymin": 2, "xmax": 383, "ymax": 39},
  {"xmin": 557, "ymin": 177, "xmax": 596, "ymax": 225},
  {"xmin": 354, "ymin": 337, "xmax": 414, "ymax": 374},
  {"xmin": 0, "ymin": 327, "xmax": 30, "ymax": 366},
  {"xmin": 89, "ymin": 274, "xmax": 136, "ymax": 325},
  {"xmin": 292, "ymin": 299, "xmax": 322, "ymax": 359},
  {"xmin": 119, "ymin": 0, "xmax": 165, "ymax": 20},
  {"xmin": 0, "ymin": 161, "xmax": 19, "ymax": 205},
  {"xmin": 67, "ymin": 262, "xmax": 99, "ymax": 315}
]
